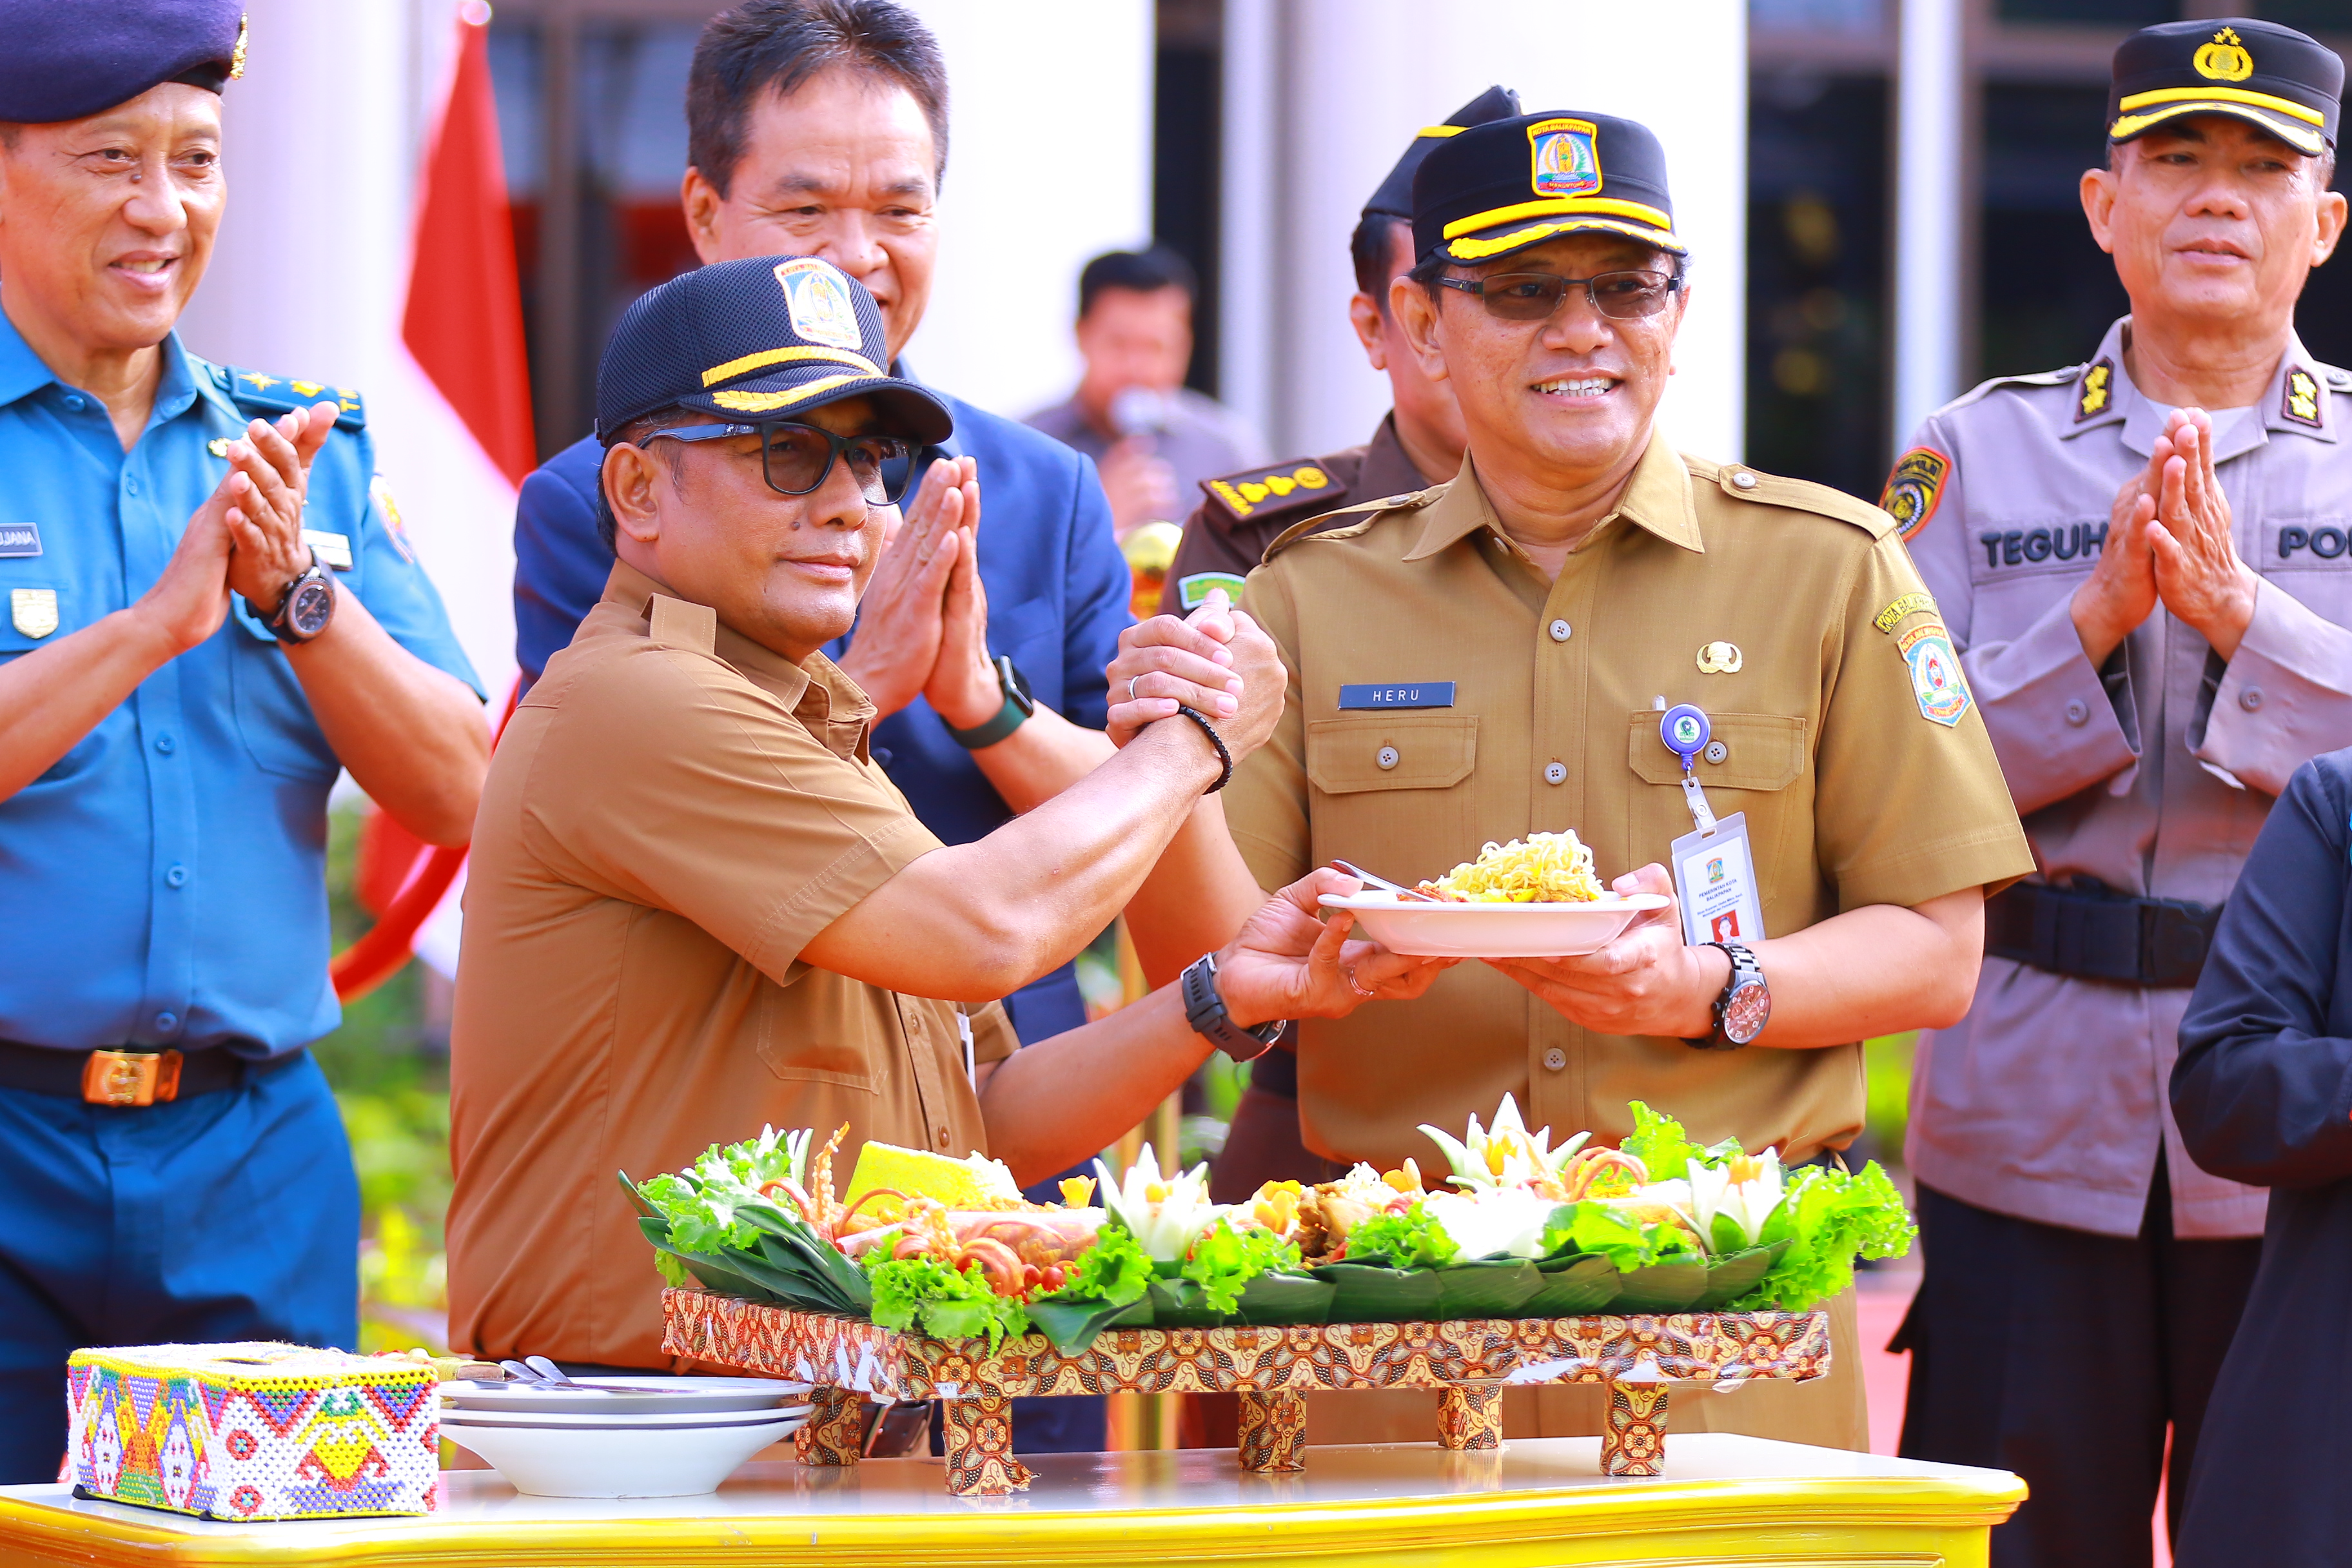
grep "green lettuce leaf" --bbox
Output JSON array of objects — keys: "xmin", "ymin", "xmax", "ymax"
[
  {"xmin": 1046, "ymin": 1220, "xmax": 1155, "ymax": 1308},
  {"xmin": 1342, "ymin": 1202, "xmax": 1460, "ymax": 1270},
  {"xmin": 1733, "ymin": 1160, "xmax": 1916, "ymax": 1312},
  {"xmin": 1620, "ymin": 1101, "xmax": 1704, "ymax": 1186},
  {"xmin": 863, "ymin": 1253, "xmax": 1031, "ymax": 1353},
  {"xmin": 1181, "ymin": 1219, "xmax": 1304, "ymax": 1313},
  {"xmin": 1540, "ymin": 1200, "xmax": 1703, "ymax": 1271}
]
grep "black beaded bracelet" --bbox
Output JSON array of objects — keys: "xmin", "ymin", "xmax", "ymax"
[{"xmin": 1167, "ymin": 705, "xmax": 1233, "ymax": 793}]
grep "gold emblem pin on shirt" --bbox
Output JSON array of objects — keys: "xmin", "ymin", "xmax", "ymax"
[
  {"xmin": 11, "ymin": 587, "xmax": 58, "ymax": 639},
  {"xmin": 1696, "ymin": 640, "xmax": 1742, "ymax": 674}
]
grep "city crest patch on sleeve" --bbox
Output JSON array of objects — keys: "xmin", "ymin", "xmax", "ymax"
[
  {"xmin": 1877, "ymin": 447, "xmax": 1950, "ymax": 543},
  {"xmin": 1899, "ymin": 622, "xmax": 1972, "ymax": 727}
]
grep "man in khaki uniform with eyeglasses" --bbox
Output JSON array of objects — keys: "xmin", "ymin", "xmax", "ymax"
[{"xmin": 1204, "ymin": 110, "xmax": 2036, "ymax": 1447}]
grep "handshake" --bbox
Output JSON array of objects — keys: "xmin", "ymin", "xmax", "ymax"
[{"xmin": 840, "ymin": 453, "xmax": 1286, "ymax": 760}]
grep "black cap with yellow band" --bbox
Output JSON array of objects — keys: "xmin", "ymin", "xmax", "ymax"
[
  {"xmin": 1411, "ymin": 110, "xmax": 1684, "ymax": 266},
  {"xmin": 1362, "ymin": 84, "xmax": 1522, "ymax": 222},
  {"xmin": 2108, "ymin": 17, "xmax": 2341, "ymax": 157},
  {"xmin": 596, "ymin": 255, "xmax": 952, "ymax": 446}
]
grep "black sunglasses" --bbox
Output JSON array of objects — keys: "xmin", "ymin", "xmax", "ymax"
[
  {"xmin": 1436, "ymin": 269, "xmax": 1682, "ymax": 322},
  {"xmin": 637, "ymin": 420, "xmax": 921, "ymax": 505}
]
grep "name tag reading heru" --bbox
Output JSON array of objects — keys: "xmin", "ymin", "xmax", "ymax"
[{"xmin": 1338, "ymin": 682, "xmax": 1456, "ymax": 710}]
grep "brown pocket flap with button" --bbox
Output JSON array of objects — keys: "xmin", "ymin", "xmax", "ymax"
[
  {"xmin": 1625, "ymin": 711, "xmax": 1807, "ymax": 791},
  {"xmin": 1308, "ymin": 714, "xmax": 1478, "ymax": 795}
]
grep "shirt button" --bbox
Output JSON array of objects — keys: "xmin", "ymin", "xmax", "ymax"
[
  {"xmin": 165, "ymin": 864, "xmax": 188, "ymax": 888},
  {"xmin": 872, "ymin": 747, "xmax": 893, "ymax": 767},
  {"xmin": 61, "ymin": 393, "xmax": 84, "ymax": 411},
  {"xmin": 1730, "ymin": 471, "xmax": 1758, "ymax": 490},
  {"xmin": 1543, "ymin": 1047, "xmax": 1567, "ymax": 1072},
  {"xmin": 1543, "ymin": 761, "xmax": 1567, "ymax": 785},
  {"xmin": 1548, "ymin": 618, "xmax": 1572, "ymax": 643},
  {"xmin": 2240, "ymin": 687, "xmax": 2265, "ymax": 712},
  {"xmin": 154, "ymin": 1011, "xmax": 178, "ymax": 1033},
  {"xmin": 2064, "ymin": 699, "xmax": 2088, "ymax": 726},
  {"xmin": 936, "ymin": 1128, "xmax": 952, "ymax": 1150},
  {"xmin": 124, "ymin": 475, "xmax": 141, "ymax": 496},
  {"xmin": 1703, "ymin": 740, "xmax": 1729, "ymax": 764},
  {"xmin": 153, "ymin": 732, "xmax": 176, "ymax": 754},
  {"xmin": 1377, "ymin": 745, "xmax": 1400, "ymax": 770}
]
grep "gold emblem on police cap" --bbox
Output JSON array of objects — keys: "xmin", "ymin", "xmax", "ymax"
[
  {"xmin": 1696, "ymin": 640, "xmax": 1743, "ymax": 674},
  {"xmin": 11, "ymin": 587, "xmax": 58, "ymax": 640},
  {"xmin": 2195, "ymin": 26, "xmax": 2253, "ymax": 83},
  {"xmin": 230, "ymin": 14, "xmax": 249, "ymax": 81}
]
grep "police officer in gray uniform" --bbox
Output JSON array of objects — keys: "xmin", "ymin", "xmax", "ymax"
[{"xmin": 1890, "ymin": 19, "xmax": 2352, "ymax": 1565}]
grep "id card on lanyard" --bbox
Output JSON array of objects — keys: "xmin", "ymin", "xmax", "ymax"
[{"xmin": 1658, "ymin": 704, "xmax": 1767, "ymax": 947}]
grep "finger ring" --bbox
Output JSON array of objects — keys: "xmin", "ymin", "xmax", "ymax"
[
  {"xmin": 1346, "ymin": 966, "xmax": 1377, "ymax": 999},
  {"xmin": 1128, "ymin": 676, "xmax": 1142, "ymax": 701}
]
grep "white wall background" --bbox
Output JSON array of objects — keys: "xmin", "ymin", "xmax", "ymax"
[
  {"xmin": 896, "ymin": 0, "xmax": 1156, "ymax": 420},
  {"xmin": 1222, "ymin": 0, "xmax": 1748, "ymax": 464}
]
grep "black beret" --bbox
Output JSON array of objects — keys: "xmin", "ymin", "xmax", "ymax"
[
  {"xmin": 1412, "ymin": 110, "xmax": 1683, "ymax": 266},
  {"xmin": 598, "ymin": 256, "xmax": 951, "ymax": 446},
  {"xmin": 1362, "ymin": 84, "xmax": 1522, "ymax": 221},
  {"xmin": 2109, "ymin": 18, "xmax": 2341, "ymax": 155},
  {"xmin": 0, "ymin": 1, "xmax": 245, "ymax": 125}
]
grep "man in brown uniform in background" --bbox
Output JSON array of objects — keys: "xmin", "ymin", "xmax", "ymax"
[{"xmin": 1209, "ymin": 111, "xmax": 2035, "ymax": 1446}]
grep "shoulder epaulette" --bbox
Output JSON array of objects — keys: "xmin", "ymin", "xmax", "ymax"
[
  {"xmin": 1936, "ymin": 362, "xmax": 2088, "ymax": 417},
  {"xmin": 213, "ymin": 364, "xmax": 367, "ymax": 431},
  {"xmin": 1261, "ymin": 491, "xmax": 1432, "ymax": 561},
  {"xmin": 1201, "ymin": 456, "xmax": 1349, "ymax": 525},
  {"xmin": 1696, "ymin": 460, "xmax": 1893, "ymax": 540}
]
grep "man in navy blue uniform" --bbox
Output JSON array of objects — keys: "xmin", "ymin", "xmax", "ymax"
[
  {"xmin": 0, "ymin": 1, "xmax": 489, "ymax": 1480},
  {"xmin": 505, "ymin": 0, "xmax": 1165, "ymax": 1453}
]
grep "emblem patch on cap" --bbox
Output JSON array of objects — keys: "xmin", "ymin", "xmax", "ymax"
[
  {"xmin": 11, "ymin": 587, "xmax": 57, "ymax": 640},
  {"xmin": 774, "ymin": 258, "xmax": 863, "ymax": 352},
  {"xmin": 1879, "ymin": 447, "xmax": 1951, "ymax": 542},
  {"xmin": 1528, "ymin": 117, "xmax": 1602, "ymax": 198},
  {"xmin": 2077, "ymin": 358, "xmax": 2114, "ymax": 422},
  {"xmin": 1899, "ymin": 622, "xmax": 1971, "ymax": 727},
  {"xmin": 2195, "ymin": 26, "xmax": 2253, "ymax": 83},
  {"xmin": 2285, "ymin": 366, "xmax": 2322, "ymax": 427}
]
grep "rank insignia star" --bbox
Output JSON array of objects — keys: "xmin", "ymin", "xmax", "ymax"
[
  {"xmin": 2284, "ymin": 367, "xmax": 2322, "ymax": 428},
  {"xmin": 2076, "ymin": 358, "xmax": 2113, "ymax": 422}
]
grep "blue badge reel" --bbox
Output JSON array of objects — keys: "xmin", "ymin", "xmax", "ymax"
[{"xmin": 1659, "ymin": 704, "xmax": 1768, "ymax": 948}]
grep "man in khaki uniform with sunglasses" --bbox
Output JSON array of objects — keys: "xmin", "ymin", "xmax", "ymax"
[{"xmin": 1205, "ymin": 110, "xmax": 2035, "ymax": 1447}]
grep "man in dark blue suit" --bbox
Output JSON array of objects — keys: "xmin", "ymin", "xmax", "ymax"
[{"xmin": 508, "ymin": 0, "xmax": 1192, "ymax": 1453}]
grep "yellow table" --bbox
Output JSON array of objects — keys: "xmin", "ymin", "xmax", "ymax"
[{"xmin": 1, "ymin": 1435, "xmax": 2022, "ymax": 1567}]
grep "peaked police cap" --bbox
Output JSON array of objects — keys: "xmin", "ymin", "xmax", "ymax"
[
  {"xmin": 1411, "ymin": 110, "xmax": 1684, "ymax": 266},
  {"xmin": 2108, "ymin": 17, "xmax": 2342, "ymax": 155}
]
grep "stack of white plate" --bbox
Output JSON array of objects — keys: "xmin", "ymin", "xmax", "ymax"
[{"xmin": 440, "ymin": 1375, "xmax": 814, "ymax": 1498}]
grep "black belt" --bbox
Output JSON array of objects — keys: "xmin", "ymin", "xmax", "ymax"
[
  {"xmin": 0, "ymin": 1039, "xmax": 284, "ymax": 1106},
  {"xmin": 1984, "ymin": 879, "xmax": 2219, "ymax": 989}
]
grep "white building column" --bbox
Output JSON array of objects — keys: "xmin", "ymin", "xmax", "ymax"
[
  {"xmin": 1893, "ymin": 0, "xmax": 1968, "ymax": 451},
  {"xmin": 897, "ymin": 0, "xmax": 1156, "ymax": 420},
  {"xmin": 1222, "ymin": 1, "xmax": 1748, "ymax": 464}
]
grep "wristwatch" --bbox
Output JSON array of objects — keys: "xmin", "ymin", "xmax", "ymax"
[
  {"xmin": 943, "ymin": 654, "xmax": 1035, "ymax": 749},
  {"xmin": 1180, "ymin": 952, "xmax": 1281, "ymax": 1061},
  {"xmin": 251, "ymin": 550, "xmax": 336, "ymax": 645},
  {"xmin": 1687, "ymin": 941, "xmax": 1770, "ymax": 1050}
]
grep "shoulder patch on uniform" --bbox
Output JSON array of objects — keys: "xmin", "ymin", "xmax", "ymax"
[
  {"xmin": 2075, "ymin": 358, "xmax": 2115, "ymax": 423},
  {"xmin": 1260, "ymin": 494, "xmax": 1422, "ymax": 561},
  {"xmin": 1201, "ymin": 458, "xmax": 1347, "ymax": 524},
  {"xmin": 215, "ymin": 364, "xmax": 367, "ymax": 431},
  {"xmin": 1174, "ymin": 571, "xmax": 1248, "ymax": 610},
  {"xmin": 1878, "ymin": 447, "xmax": 1950, "ymax": 543},
  {"xmin": 369, "ymin": 473, "xmax": 415, "ymax": 564},
  {"xmin": 2284, "ymin": 365, "xmax": 2323, "ymax": 428},
  {"xmin": 1898, "ymin": 622, "xmax": 1972, "ymax": 727},
  {"xmin": 1872, "ymin": 590, "xmax": 1939, "ymax": 634},
  {"xmin": 1716, "ymin": 467, "xmax": 1894, "ymax": 539}
]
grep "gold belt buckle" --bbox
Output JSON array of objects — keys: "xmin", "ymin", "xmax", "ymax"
[{"xmin": 81, "ymin": 1050, "xmax": 182, "ymax": 1107}]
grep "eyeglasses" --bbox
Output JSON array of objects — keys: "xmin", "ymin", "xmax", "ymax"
[
  {"xmin": 1436, "ymin": 269, "xmax": 1682, "ymax": 323},
  {"xmin": 636, "ymin": 420, "xmax": 921, "ymax": 505}
]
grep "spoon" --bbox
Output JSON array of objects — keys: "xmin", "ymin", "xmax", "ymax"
[
  {"xmin": 1330, "ymin": 859, "xmax": 1440, "ymax": 902},
  {"xmin": 493, "ymin": 1358, "xmax": 677, "ymax": 1396}
]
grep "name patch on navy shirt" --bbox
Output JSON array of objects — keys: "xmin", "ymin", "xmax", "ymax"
[
  {"xmin": 0, "ymin": 524, "xmax": 39, "ymax": 558},
  {"xmin": 1338, "ymin": 682, "xmax": 1456, "ymax": 710}
]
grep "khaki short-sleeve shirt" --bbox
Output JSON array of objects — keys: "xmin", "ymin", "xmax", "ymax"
[
  {"xmin": 447, "ymin": 563, "xmax": 1017, "ymax": 1370},
  {"xmin": 1228, "ymin": 435, "xmax": 2033, "ymax": 1169}
]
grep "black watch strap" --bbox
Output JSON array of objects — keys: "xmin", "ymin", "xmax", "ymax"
[
  {"xmin": 1181, "ymin": 952, "xmax": 1280, "ymax": 1061},
  {"xmin": 943, "ymin": 655, "xmax": 1035, "ymax": 749}
]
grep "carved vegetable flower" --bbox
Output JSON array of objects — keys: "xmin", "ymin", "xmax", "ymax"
[
  {"xmin": 1418, "ymin": 1093, "xmax": 1592, "ymax": 1192},
  {"xmin": 1092, "ymin": 1144, "xmax": 1224, "ymax": 1262}
]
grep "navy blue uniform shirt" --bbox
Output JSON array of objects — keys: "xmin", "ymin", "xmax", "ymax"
[
  {"xmin": 511, "ymin": 379, "xmax": 1133, "ymax": 1043},
  {"xmin": 2171, "ymin": 747, "xmax": 2352, "ymax": 1564},
  {"xmin": 0, "ymin": 320, "xmax": 480, "ymax": 1058}
]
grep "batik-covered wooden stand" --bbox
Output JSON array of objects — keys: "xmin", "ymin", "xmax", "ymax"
[{"xmin": 661, "ymin": 1287, "xmax": 1832, "ymax": 1496}]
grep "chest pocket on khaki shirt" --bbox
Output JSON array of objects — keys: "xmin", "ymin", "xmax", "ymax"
[
  {"xmin": 1307, "ymin": 714, "xmax": 1477, "ymax": 794},
  {"xmin": 1624, "ymin": 712, "xmax": 1807, "ymax": 886}
]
